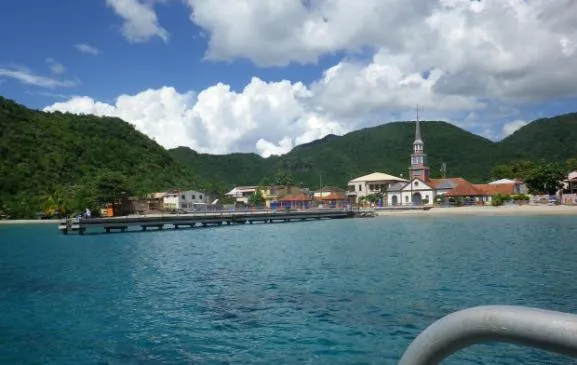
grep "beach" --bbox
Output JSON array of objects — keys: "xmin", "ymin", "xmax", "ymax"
[
  {"xmin": 375, "ymin": 204, "xmax": 577, "ymax": 216},
  {"xmin": 1, "ymin": 205, "xmax": 576, "ymax": 225},
  {"xmin": 0, "ymin": 219, "xmax": 61, "ymax": 225}
]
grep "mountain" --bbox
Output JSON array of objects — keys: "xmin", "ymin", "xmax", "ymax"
[
  {"xmin": 0, "ymin": 96, "xmax": 199, "ymax": 218},
  {"xmin": 169, "ymin": 121, "xmax": 498, "ymax": 188},
  {"xmin": 169, "ymin": 114, "xmax": 577, "ymax": 189},
  {"xmin": 497, "ymin": 113, "xmax": 577, "ymax": 163}
]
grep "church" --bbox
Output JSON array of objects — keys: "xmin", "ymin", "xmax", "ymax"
[{"xmin": 385, "ymin": 116, "xmax": 523, "ymax": 206}]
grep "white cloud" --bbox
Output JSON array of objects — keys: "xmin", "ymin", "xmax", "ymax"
[
  {"xmin": 0, "ymin": 66, "xmax": 78, "ymax": 89},
  {"xmin": 44, "ymin": 79, "xmax": 347, "ymax": 156},
  {"xmin": 106, "ymin": 0, "xmax": 169, "ymax": 43},
  {"xmin": 75, "ymin": 43, "xmax": 100, "ymax": 55},
  {"xmin": 185, "ymin": 0, "xmax": 577, "ymax": 102},
  {"xmin": 43, "ymin": 0, "xmax": 577, "ymax": 156},
  {"xmin": 502, "ymin": 120, "xmax": 527, "ymax": 137},
  {"xmin": 46, "ymin": 58, "xmax": 66, "ymax": 75}
]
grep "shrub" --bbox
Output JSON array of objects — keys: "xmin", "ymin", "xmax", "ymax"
[{"xmin": 511, "ymin": 193, "xmax": 530, "ymax": 201}]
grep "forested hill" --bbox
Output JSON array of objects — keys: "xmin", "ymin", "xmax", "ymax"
[
  {"xmin": 170, "ymin": 114, "xmax": 577, "ymax": 189},
  {"xmin": 496, "ymin": 113, "xmax": 577, "ymax": 163},
  {"xmin": 0, "ymin": 96, "xmax": 199, "ymax": 218},
  {"xmin": 169, "ymin": 122, "xmax": 491, "ymax": 188}
]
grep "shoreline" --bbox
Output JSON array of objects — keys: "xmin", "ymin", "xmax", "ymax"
[
  {"xmin": 1, "ymin": 205, "xmax": 576, "ymax": 225},
  {"xmin": 0, "ymin": 219, "xmax": 61, "ymax": 225},
  {"xmin": 375, "ymin": 204, "xmax": 577, "ymax": 216}
]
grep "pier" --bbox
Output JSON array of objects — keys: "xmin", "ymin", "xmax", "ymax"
[{"xmin": 58, "ymin": 208, "xmax": 362, "ymax": 235}]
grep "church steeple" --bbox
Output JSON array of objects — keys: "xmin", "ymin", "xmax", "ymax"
[{"xmin": 409, "ymin": 106, "xmax": 429, "ymax": 180}]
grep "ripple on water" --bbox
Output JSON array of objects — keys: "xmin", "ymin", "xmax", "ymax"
[{"xmin": 2, "ymin": 217, "xmax": 577, "ymax": 364}]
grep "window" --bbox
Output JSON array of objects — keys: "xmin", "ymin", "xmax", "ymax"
[
  {"xmin": 181, "ymin": 195, "xmax": 185, "ymax": 200},
  {"xmin": 405, "ymin": 196, "xmax": 409, "ymax": 202},
  {"xmin": 358, "ymin": 184, "xmax": 362, "ymax": 191},
  {"xmin": 199, "ymin": 195, "xmax": 203, "ymax": 200},
  {"xmin": 369, "ymin": 184, "xmax": 374, "ymax": 191},
  {"xmin": 181, "ymin": 203, "xmax": 186, "ymax": 208},
  {"xmin": 192, "ymin": 194, "xmax": 196, "ymax": 200},
  {"xmin": 415, "ymin": 181, "xmax": 419, "ymax": 187}
]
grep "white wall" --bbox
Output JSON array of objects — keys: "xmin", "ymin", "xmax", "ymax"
[
  {"xmin": 399, "ymin": 179, "xmax": 436, "ymax": 204},
  {"xmin": 347, "ymin": 181, "xmax": 396, "ymax": 203},
  {"xmin": 163, "ymin": 190, "xmax": 207, "ymax": 209}
]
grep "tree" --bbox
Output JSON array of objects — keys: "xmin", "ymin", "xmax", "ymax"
[
  {"xmin": 275, "ymin": 170, "xmax": 295, "ymax": 186},
  {"xmin": 566, "ymin": 158, "xmax": 577, "ymax": 172},
  {"xmin": 365, "ymin": 193, "xmax": 382, "ymax": 204},
  {"xmin": 524, "ymin": 162, "xmax": 565, "ymax": 195},
  {"xmin": 91, "ymin": 171, "xmax": 134, "ymax": 215},
  {"xmin": 491, "ymin": 164, "xmax": 513, "ymax": 180},
  {"xmin": 248, "ymin": 188, "xmax": 265, "ymax": 207},
  {"xmin": 491, "ymin": 160, "xmax": 534, "ymax": 180}
]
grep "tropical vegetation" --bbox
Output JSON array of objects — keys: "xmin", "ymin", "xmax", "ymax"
[{"xmin": 2, "ymin": 95, "xmax": 577, "ymax": 218}]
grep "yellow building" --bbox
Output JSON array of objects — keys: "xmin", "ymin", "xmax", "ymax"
[{"xmin": 261, "ymin": 185, "xmax": 302, "ymax": 208}]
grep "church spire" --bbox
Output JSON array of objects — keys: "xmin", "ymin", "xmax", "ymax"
[
  {"xmin": 409, "ymin": 105, "xmax": 429, "ymax": 181},
  {"xmin": 415, "ymin": 105, "xmax": 422, "ymax": 142}
]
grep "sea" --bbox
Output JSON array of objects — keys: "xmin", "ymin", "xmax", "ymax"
[{"xmin": 1, "ymin": 215, "xmax": 577, "ymax": 365}]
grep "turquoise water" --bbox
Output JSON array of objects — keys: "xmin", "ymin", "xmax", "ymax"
[{"xmin": 1, "ymin": 216, "xmax": 577, "ymax": 364}]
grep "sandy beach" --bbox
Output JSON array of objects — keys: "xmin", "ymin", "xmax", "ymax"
[
  {"xmin": 1, "ymin": 205, "xmax": 576, "ymax": 224},
  {"xmin": 0, "ymin": 219, "xmax": 60, "ymax": 225},
  {"xmin": 375, "ymin": 204, "xmax": 577, "ymax": 216}
]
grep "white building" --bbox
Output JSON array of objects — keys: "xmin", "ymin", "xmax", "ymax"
[
  {"xmin": 163, "ymin": 190, "xmax": 208, "ymax": 210},
  {"xmin": 347, "ymin": 172, "xmax": 407, "ymax": 203},
  {"xmin": 225, "ymin": 186, "xmax": 257, "ymax": 205}
]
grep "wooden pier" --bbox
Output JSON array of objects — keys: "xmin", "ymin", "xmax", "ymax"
[{"xmin": 58, "ymin": 209, "xmax": 358, "ymax": 235}]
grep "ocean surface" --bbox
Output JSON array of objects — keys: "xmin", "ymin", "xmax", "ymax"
[{"xmin": 1, "ymin": 216, "xmax": 577, "ymax": 364}]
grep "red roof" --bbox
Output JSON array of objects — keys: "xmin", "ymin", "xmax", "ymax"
[
  {"xmin": 474, "ymin": 183, "xmax": 516, "ymax": 195},
  {"xmin": 318, "ymin": 192, "xmax": 347, "ymax": 201},
  {"xmin": 427, "ymin": 177, "xmax": 470, "ymax": 189},
  {"xmin": 445, "ymin": 179, "xmax": 485, "ymax": 197},
  {"xmin": 278, "ymin": 193, "xmax": 310, "ymax": 202}
]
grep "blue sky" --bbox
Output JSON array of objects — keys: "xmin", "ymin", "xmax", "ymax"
[{"xmin": 1, "ymin": 0, "xmax": 576, "ymax": 156}]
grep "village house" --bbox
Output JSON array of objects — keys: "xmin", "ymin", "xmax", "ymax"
[
  {"xmin": 277, "ymin": 193, "xmax": 312, "ymax": 210},
  {"xmin": 225, "ymin": 186, "xmax": 257, "ymax": 205},
  {"xmin": 313, "ymin": 186, "xmax": 348, "ymax": 207},
  {"xmin": 162, "ymin": 190, "xmax": 208, "ymax": 211},
  {"xmin": 561, "ymin": 171, "xmax": 577, "ymax": 205},
  {"xmin": 261, "ymin": 185, "xmax": 302, "ymax": 208},
  {"xmin": 347, "ymin": 172, "xmax": 407, "ymax": 205}
]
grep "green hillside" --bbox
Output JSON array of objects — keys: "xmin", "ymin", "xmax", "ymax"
[
  {"xmin": 0, "ymin": 97, "xmax": 199, "ymax": 218},
  {"xmin": 497, "ymin": 113, "xmax": 577, "ymax": 163},
  {"xmin": 169, "ymin": 121, "xmax": 498, "ymax": 188},
  {"xmin": 169, "ymin": 114, "xmax": 577, "ymax": 189},
  {"xmin": 169, "ymin": 147, "xmax": 277, "ymax": 188}
]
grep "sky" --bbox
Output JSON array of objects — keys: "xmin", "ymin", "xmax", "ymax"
[{"xmin": 1, "ymin": 0, "xmax": 576, "ymax": 157}]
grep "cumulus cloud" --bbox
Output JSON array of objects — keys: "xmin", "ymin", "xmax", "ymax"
[
  {"xmin": 106, "ymin": 0, "xmax": 169, "ymax": 43},
  {"xmin": 75, "ymin": 43, "xmax": 100, "ymax": 55},
  {"xmin": 44, "ymin": 80, "xmax": 346, "ymax": 156},
  {"xmin": 0, "ymin": 66, "xmax": 78, "ymax": 89},
  {"xmin": 46, "ymin": 0, "xmax": 577, "ymax": 156},
  {"xmin": 502, "ymin": 120, "xmax": 528, "ymax": 138},
  {"xmin": 186, "ymin": 0, "xmax": 577, "ymax": 102}
]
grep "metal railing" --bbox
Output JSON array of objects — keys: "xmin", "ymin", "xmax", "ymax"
[{"xmin": 399, "ymin": 305, "xmax": 577, "ymax": 365}]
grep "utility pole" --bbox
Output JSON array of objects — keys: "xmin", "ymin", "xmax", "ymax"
[{"xmin": 319, "ymin": 173, "xmax": 323, "ymax": 208}]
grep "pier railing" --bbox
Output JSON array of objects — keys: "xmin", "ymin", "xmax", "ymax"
[{"xmin": 399, "ymin": 305, "xmax": 577, "ymax": 365}]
